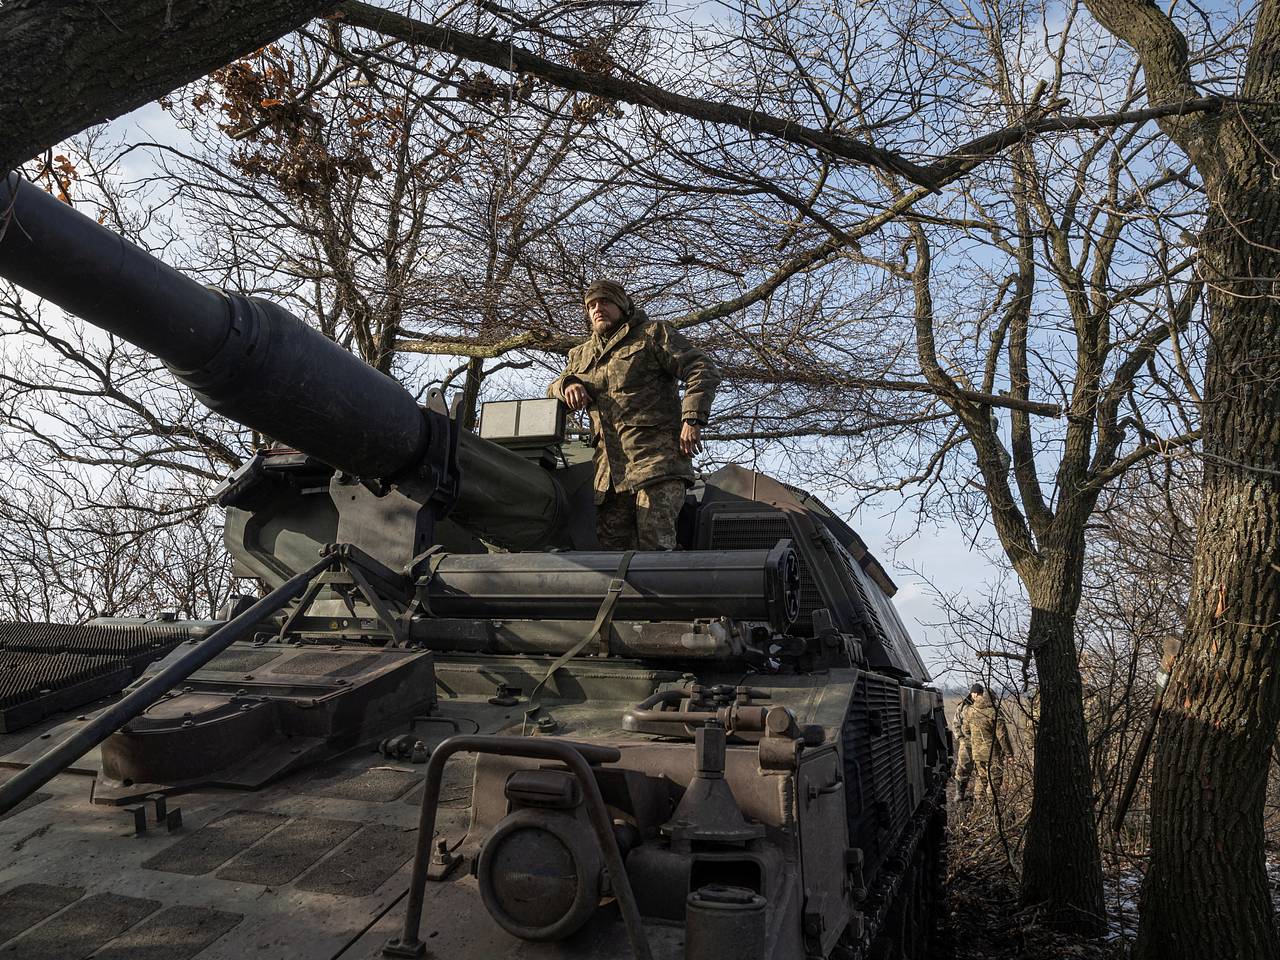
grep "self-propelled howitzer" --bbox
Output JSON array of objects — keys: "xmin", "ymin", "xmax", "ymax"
[{"xmin": 0, "ymin": 173, "xmax": 950, "ymax": 960}]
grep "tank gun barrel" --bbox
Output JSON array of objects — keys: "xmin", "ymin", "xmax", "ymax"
[{"xmin": 0, "ymin": 172, "xmax": 428, "ymax": 479}]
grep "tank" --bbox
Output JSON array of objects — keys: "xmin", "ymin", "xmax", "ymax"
[{"xmin": 0, "ymin": 172, "xmax": 951, "ymax": 960}]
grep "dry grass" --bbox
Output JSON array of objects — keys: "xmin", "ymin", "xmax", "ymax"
[
  {"xmin": 944, "ymin": 726, "xmax": 1143, "ymax": 959},
  {"xmin": 947, "ymin": 806, "xmax": 1131, "ymax": 960}
]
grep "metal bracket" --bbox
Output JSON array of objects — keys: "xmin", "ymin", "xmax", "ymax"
[
  {"xmin": 126, "ymin": 805, "xmax": 147, "ymax": 837},
  {"xmin": 276, "ymin": 544, "xmax": 410, "ymax": 646},
  {"xmin": 381, "ymin": 939, "xmax": 426, "ymax": 959},
  {"xmin": 521, "ymin": 551, "xmax": 635, "ymax": 729},
  {"xmin": 426, "ymin": 838, "xmax": 462, "ymax": 881}
]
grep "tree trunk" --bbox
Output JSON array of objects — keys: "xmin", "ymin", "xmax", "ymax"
[
  {"xmin": 1134, "ymin": 164, "xmax": 1280, "ymax": 960},
  {"xmin": 459, "ymin": 357, "xmax": 485, "ymax": 432},
  {"xmin": 0, "ymin": 0, "xmax": 335, "ymax": 176},
  {"xmin": 1020, "ymin": 548, "xmax": 1106, "ymax": 935}
]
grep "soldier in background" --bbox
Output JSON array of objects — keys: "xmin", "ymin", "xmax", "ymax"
[
  {"xmin": 960, "ymin": 682, "xmax": 1014, "ymax": 804},
  {"xmin": 549, "ymin": 280, "xmax": 720, "ymax": 550},
  {"xmin": 953, "ymin": 686, "xmax": 977, "ymax": 803}
]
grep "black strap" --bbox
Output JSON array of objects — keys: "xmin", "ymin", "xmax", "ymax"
[{"xmin": 524, "ymin": 550, "xmax": 635, "ymax": 731}]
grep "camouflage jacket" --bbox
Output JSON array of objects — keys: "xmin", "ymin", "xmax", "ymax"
[
  {"xmin": 960, "ymin": 692, "xmax": 1013, "ymax": 761},
  {"xmin": 954, "ymin": 695, "xmax": 973, "ymax": 742},
  {"xmin": 548, "ymin": 310, "xmax": 720, "ymax": 500}
]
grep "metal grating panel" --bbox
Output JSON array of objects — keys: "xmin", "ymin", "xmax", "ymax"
[
  {"xmin": 0, "ymin": 891, "xmax": 159, "ymax": 960},
  {"xmin": 143, "ymin": 811, "xmax": 287, "ymax": 876},
  {"xmin": 295, "ymin": 822, "xmax": 415, "ymax": 896},
  {"xmin": 0, "ymin": 883, "xmax": 84, "ymax": 944},
  {"xmin": 705, "ymin": 513, "xmax": 824, "ymax": 619},
  {"xmin": 276, "ymin": 652, "xmax": 382, "ymax": 677},
  {"xmin": 91, "ymin": 905, "xmax": 243, "ymax": 960},
  {"xmin": 214, "ymin": 817, "xmax": 361, "ymax": 886},
  {"xmin": 841, "ymin": 671, "xmax": 910, "ymax": 877},
  {"xmin": 0, "ymin": 622, "xmax": 188, "ymax": 656},
  {"xmin": 0, "ymin": 623, "xmax": 188, "ymax": 732},
  {"xmin": 0, "ymin": 653, "xmax": 123, "ymax": 708},
  {"xmin": 846, "ymin": 568, "xmax": 888, "ymax": 644},
  {"xmin": 201, "ymin": 648, "xmax": 283, "ymax": 674}
]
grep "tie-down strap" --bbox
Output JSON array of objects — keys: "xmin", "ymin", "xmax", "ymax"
[{"xmin": 524, "ymin": 550, "xmax": 635, "ymax": 726}]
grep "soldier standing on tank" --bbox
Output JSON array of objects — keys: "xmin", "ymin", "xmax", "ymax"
[
  {"xmin": 549, "ymin": 279, "xmax": 720, "ymax": 550},
  {"xmin": 953, "ymin": 686, "xmax": 977, "ymax": 803},
  {"xmin": 959, "ymin": 682, "xmax": 1014, "ymax": 804}
]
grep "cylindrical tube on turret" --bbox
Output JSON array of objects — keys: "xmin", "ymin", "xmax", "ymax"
[{"xmin": 416, "ymin": 543, "xmax": 799, "ymax": 632}]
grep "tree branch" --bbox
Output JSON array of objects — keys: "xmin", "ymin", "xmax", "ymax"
[
  {"xmin": 335, "ymin": 1, "xmax": 1225, "ymax": 189},
  {"xmin": 1079, "ymin": 0, "xmax": 1216, "ymax": 160},
  {"xmin": 1007, "ymin": 151, "xmax": 1054, "ymax": 539},
  {"xmin": 1085, "ymin": 431, "xmax": 1202, "ymax": 491},
  {"xmin": 334, "ymin": 1, "xmax": 939, "ymax": 186}
]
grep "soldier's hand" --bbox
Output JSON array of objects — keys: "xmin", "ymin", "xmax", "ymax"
[
  {"xmin": 680, "ymin": 422, "xmax": 703, "ymax": 456},
  {"xmin": 563, "ymin": 382, "xmax": 591, "ymax": 411}
]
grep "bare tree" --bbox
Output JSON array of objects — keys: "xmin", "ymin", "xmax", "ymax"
[
  {"xmin": 1082, "ymin": 455, "xmax": 1198, "ymax": 837},
  {"xmin": 3, "ymin": 0, "xmax": 1259, "ymax": 948},
  {"xmin": 552, "ymin": 0, "xmax": 1204, "ymax": 931},
  {"xmin": 0, "ymin": 459, "xmax": 235, "ymax": 623}
]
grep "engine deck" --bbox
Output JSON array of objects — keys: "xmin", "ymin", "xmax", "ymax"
[{"xmin": 0, "ymin": 645, "xmax": 865, "ymax": 960}]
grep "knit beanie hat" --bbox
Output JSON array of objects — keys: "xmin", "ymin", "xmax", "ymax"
[{"xmin": 583, "ymin": 279, "xmax": 632, "ymax": 317}]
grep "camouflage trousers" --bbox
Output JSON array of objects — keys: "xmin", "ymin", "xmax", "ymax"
[
  {"xmin": 971, "ymin": 758, "xmax": 1003, "ymax": 802},
  {"xmin": 954, "ymin": 739, "xmax": 974, "ymax": 800},
  {"xmin": 596, "ymin": 479, "xmax": 686, "ymax": 550}
]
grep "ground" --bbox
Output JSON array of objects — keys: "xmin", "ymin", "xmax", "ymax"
[{"xmin": 947, "ymin": 813, "xmax": 1129, "ymax": 960}]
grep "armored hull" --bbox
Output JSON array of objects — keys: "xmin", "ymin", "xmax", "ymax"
[{"xmin": 0, "ymin": 469, "xmax": 949, "ymax": 960}]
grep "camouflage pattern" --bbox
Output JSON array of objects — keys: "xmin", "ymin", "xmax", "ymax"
[
  {"xmin": 583, "ymin": 278, "xmax": 631, "ymax": 314},
  {"xmin": 953, "ymin": 695, "xmax": 975, "ymax": 800},
  {"xmin": 955, "ymin": 738, "xmax": 974, "ymax": 799},
  {"xmin": 971, "ymin": 757, "xmax": 1001, "ymax": 802},
  {"xmin": 548, "ymin": 309, "xmax": 720, "ymax": 501},
  {"xmin": 960, "ymin": 690, "xmax": 1013, "ymax": 802},
  {"xmin": 596, "ymin": 479, "xmax": 687, "ymax": 550}
]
